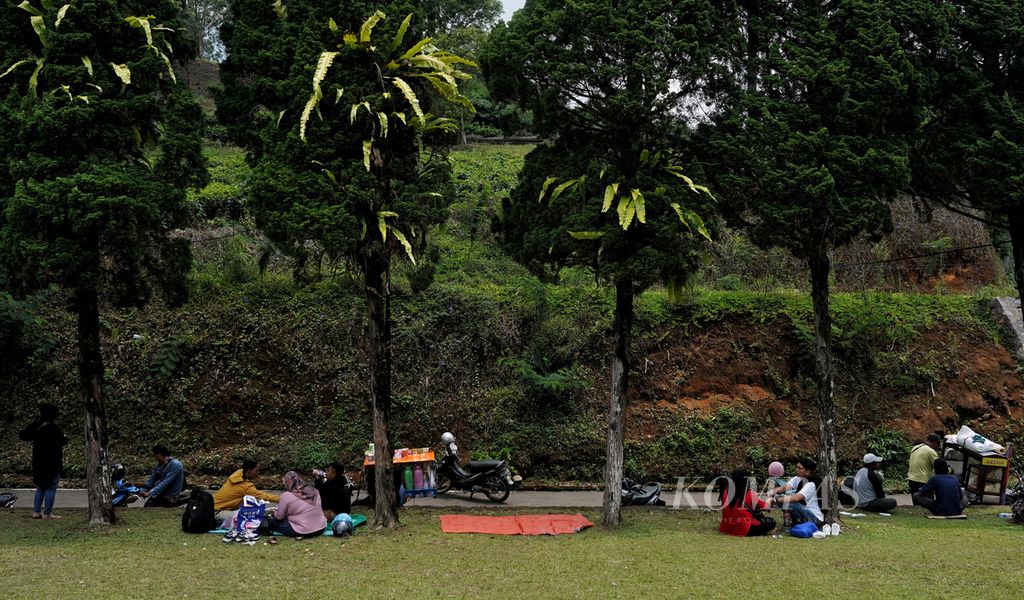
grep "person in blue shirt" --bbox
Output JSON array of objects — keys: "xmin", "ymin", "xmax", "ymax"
[
  {"xmin": 912, "ymin": 458, "xmax": 965, "ymax": 517},
  {"xmin": 139, "ymin": 444, "xmax": 184, "ymax": 507}
]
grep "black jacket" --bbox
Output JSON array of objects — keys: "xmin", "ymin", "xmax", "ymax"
[
  {"xmin": 315, "ymin": 478, "xmax": 351, "ymax": 515},
  {"xmin": 868, "ymin": 469, "xmax": 885, "ymax": 498},
  {"xmin": 19, "ymin": 420, "xmax": 68, "ymax": 488}
]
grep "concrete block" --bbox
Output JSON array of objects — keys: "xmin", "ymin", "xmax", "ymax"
[{"xmin": 991, "ymin": 297, "xmax": 1024, "ymax": 361}]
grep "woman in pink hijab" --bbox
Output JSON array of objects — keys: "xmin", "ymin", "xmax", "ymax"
[{"xmin": 269, "ymin": 471, "xmax": 327, "ymax": 537}]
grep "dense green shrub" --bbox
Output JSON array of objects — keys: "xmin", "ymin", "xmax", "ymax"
[
  {"xmin": 0, "ymin": 292, "xmax": 54, "ymax": 376},
  {"xmin": 866, "ymin": 426, "xmax": 911, "ymax": 482}
]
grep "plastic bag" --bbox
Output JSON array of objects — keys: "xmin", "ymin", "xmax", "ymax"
[
  {"xmin": 955, "ymin": 425, "xmax": 1005, "ymax": 454},
  {"xmin": 233, "ymin": 495, "xmax": 267, "ymax": 533},
  {"xmin": 790, "ymin": 521, "xmax": 818, "ymax": 538}
]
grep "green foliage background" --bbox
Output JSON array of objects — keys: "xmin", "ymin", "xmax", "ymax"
[{"xmin": 1, "ymin": 144, "xmax": 1020, "ymax": 488}]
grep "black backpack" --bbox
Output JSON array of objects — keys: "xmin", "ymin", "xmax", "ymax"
[
  {"xmin": 181, "ymin": 490, "xmax": 216, "ymax": 533},
  {"xmin": 0, "ymin": 493, "xmax": 16, "ymax": 508}
]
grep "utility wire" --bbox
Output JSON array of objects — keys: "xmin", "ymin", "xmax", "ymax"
[{"xmin": 833, "ymin": 240, "xmax": 1010, "ymax": 270}]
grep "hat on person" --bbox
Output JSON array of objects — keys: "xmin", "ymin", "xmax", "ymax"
[{"xmin": 863, "ymin": 453, "xmax": 883, "ymax": 464}]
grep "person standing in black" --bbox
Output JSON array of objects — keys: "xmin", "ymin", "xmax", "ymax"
[{"xmin": 19, "ymin": 403, "xmax": 68, "ymax": 519}]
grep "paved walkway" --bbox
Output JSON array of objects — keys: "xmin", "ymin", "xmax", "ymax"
[{"xmin": 0, "ymin": 488, "xmax": 916, "ymax": 510}]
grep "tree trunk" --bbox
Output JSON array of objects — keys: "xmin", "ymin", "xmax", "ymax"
[
  {"xmin": 1009, "ymin": 213, "xmax": 1024, "ymax": 326},
  {"xmin": 459, "ymin": 109, "xmax": 467, "ymax": 148},
  {"xmin": 808, "ymin": 255, "xmax": 839, "ymax": 524},
  {"xmin": 74, "ymin": 287, "xmax": 115, "ymax": 526},
  {"xmin": 366, "ymin": 250, "xmax": 399, "ymax": 528},
  {"xmin": 601, "ymin": 278, "xmax": 633, "ymax": 527}
]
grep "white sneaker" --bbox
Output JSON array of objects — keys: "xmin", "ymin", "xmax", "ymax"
[
  {"xmin": 830, "ymin": 523, "xmax": 840, "ymax": 536},
  {"xmin": 821, "ymin": 523, "xmax": 832, "ymax": 536}
]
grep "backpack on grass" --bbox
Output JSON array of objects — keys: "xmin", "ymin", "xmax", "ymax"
[{"xmin": 181, "ymin": 490, "xmax": 216, "ymax": 533}]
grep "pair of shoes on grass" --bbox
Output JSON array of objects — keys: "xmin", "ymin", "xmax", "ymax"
[
  {"xmin": 31, "ymin": 513, "xmax": 60, "ymax": 520},
  {"xmin": 221, "ymin": 530, "xmax": 261, "ymax": 545},
  {"xmin": 821, "ymin": 523, "xmax": 840, "ymax": 536},
  {"xmin": 238, "ymin": 530, "xmax": 260, "ymax": 545}
]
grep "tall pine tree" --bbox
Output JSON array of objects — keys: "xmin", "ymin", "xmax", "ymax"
[
  {"xmin": 909, "ymin": 0, "xmax": 1024, "ymax": 322},
  {"xmin": 703, "ymin": 0, "xmax": 924, "ymax": 520},
  {"xmin": 218, "ymin": 2, "xmax": 470, "ymax": 527},
  {"xmin": 0, "ymin": 0, "xmax": 207, "ymax": 525},
  {"xmin": 483, "ymin": 0, "xmax": 728, "ymax": 526}
]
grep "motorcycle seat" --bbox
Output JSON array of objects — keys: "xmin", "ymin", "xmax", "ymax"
[{"xmin": 466, "ymin": 460, "xmax": 502, "ymax": 472}]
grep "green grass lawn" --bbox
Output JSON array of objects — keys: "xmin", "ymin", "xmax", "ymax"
[{"xmin": 1, "ymin": 506, "xmax": 1020, "ymax": 599}]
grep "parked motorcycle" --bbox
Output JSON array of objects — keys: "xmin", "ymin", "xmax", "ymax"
[
  {"xmin": 110, "ymin": 462, "xmax": 191, "ymax": 507},
  {"xmin": 622, "ymin": 477, "xmax": 666, "ymax": 506},
  {"xmin": 435, "ymin": 432, "xmax": 521, "ymax": 502},
  {"xmin": 1008, "ymin": 468, "xmax": 1023, "ymax": 524},
  {"xmin": 111, "ymin": 463, "xmax": 143, "ymax": 508}
]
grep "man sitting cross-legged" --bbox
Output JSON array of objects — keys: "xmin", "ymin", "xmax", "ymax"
[{"xmin": 912, "ymin": 459, "xmax": 965, "ymax": 517}]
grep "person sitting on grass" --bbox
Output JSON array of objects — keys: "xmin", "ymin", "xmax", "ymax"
[
  {"xmin": 213, "ymin": 459, "xmax": 280, "ymax": 524},
  {"xmin": 853, "ymin": 453, "xmax": 897, "ymax": 513},
  {"xmin": 269, "ymin": 471, "xmax": 327, "ymax": 538},
  {"xmin": 768, "ymin": 457, "xmax": 824, "ymax": 527},
  {"xmin": 720, "ymin": 468, "xmax": 775, "ymax": 537},
  {"xmin": 139, "ymin": 444, "xmax": 184, "ymax": 507},
  {"xmin": 314, "ymin": 462, "xmax": 351, "ymax": 520},
  {"xmin": 912, "ymin": 459, "xmax": 965, "ymax": 517}
]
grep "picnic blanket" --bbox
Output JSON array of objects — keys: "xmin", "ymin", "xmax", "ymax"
[
  {"xmin": 209, "ymin": 513, "xmax": 367, "ymax": 536},
  {"xmin": 439, "ymin": 513, "xmax": 593, "ymax": 535}
]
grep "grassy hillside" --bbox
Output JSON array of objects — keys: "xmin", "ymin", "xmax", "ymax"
[{"xmin": 1, "ymin": 144, "xmax": 1022, "ymax": 489}]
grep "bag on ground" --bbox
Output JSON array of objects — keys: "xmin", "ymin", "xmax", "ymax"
[
  {"xmin": 790, "ymin": 521, "xmax": 818, "ymax": 538},
  {"xmin": 181, "ymin": 490, "xmax": 216, "ymax": 533},
  {"xmin": 234, "ymin": 496, "xmax": 267, "ymax": 533}
]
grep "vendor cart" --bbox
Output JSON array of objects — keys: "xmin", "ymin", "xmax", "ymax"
[
  {"xmin": 363, "ymin": 447, "xmax": 437, "ymax": 502},
  {"xmin": 942, "ymin": 441, "xmax": 1013, "ymax": 505}
]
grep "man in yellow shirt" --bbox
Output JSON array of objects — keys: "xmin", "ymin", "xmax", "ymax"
[
  {"xmin": 213, "ymin": 459, "xmax": 280, "ymax": 521},
  {"xmin": 907, "ymin": 433, "xmax": 942, "ymax": 500}
]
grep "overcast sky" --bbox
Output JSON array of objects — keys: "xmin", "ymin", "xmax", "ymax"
[{"xmin": 501, "ymin": 0, "xmax": 526, "ymax": 21}]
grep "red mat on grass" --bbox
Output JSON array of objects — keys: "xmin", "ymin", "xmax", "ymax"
[{"xmin": 439, "ymin": 513, "xmax": 594, "ymax": 535}]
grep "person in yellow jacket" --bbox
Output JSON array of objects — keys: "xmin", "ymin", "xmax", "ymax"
[{"xmin": 214, "ymin": 459, "xmax": 280, "ymax": 516}]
